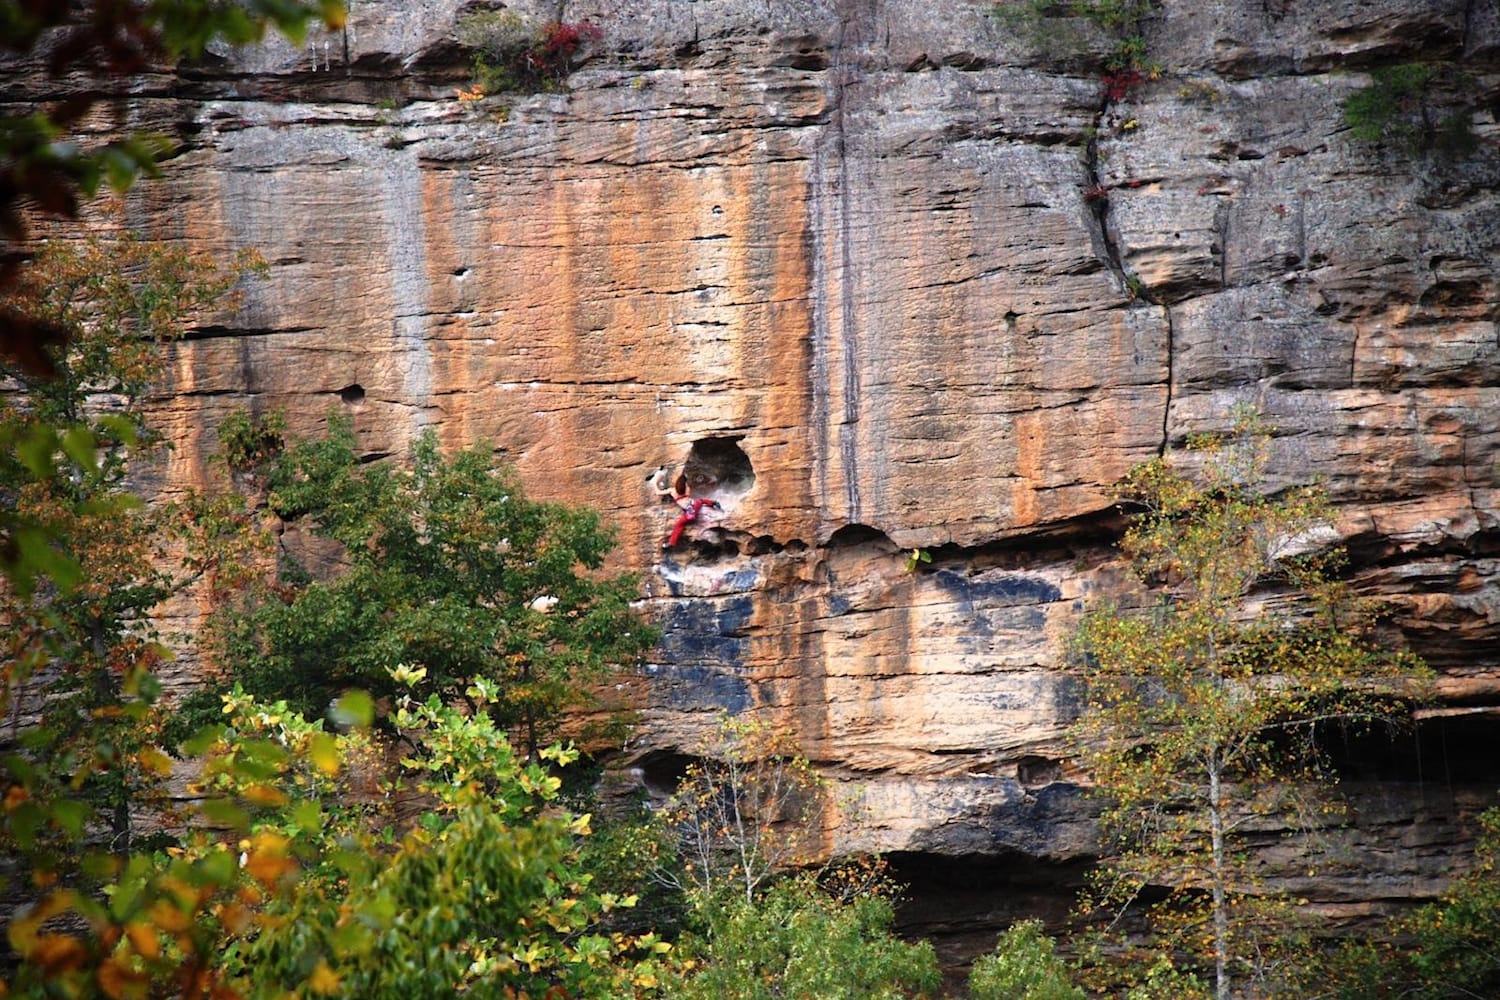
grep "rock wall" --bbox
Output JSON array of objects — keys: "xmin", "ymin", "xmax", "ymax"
[{"xmin": 9, "ymin": 0, "xmax": 1500, "ymax": 932}]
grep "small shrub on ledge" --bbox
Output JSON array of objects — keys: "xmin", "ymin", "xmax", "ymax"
[
  {"xmin": 1342, "ymin": 61, "xmax": 1477, "ymax": 154},
  {"xmin": 456, "ymin": 10, "xmax": 602, "ymax": 96}
]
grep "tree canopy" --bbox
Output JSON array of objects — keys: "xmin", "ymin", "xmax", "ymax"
[
  {"xmin": 215, "ymin": 414, "xmax": 654, "ymax": 752},
  {"xmin": 1072, "ymin": 410, "xmax": 1429, "ymax": 1000}
]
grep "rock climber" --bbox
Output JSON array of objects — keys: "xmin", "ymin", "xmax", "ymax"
[
  {"xmin": 664, "ymin": 492, "xmax": 722, "ymax": 549},
  {"xmin": 648, "ymin": 465, "xmax": 721, "ymax": 549}
]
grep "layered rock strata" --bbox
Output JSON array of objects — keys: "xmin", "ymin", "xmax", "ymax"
[{"xmin": 6, "ymin": 0, "xmax": 1500, "ymax": 928}]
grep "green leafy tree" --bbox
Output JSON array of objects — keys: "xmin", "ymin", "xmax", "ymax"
[
  {"xmin": 1, "ymin": 232, "xmax": 265, "ymax": 593},
  {"xmin": 968, "ymin": 919, "xmax": 1085, "ymax": 1000},
  {"xmin": 2, "ymin": 692, "xmax": 372, "ymax": 1000},
  {"xmin": 663, "ymin": 874, "xmax": 940, "ymax": 1000},
  {"xmin": 1, "ymin": 233, "xmax": 266, "ymax": 876},
  {"xmin": 6, "ymin": 683, "xmax": 673, "ymax": 998},
  {"xmin": 200, "ymin": 683, "xmax": 670, "ymax": 1000},
  {"xmin": 0, "ymin": 235, "xmax": 666, "ymax": 999},
  {"xmin": 1072, "ymin": 409, "xmax": 1429, "ymax": 1000},
  {"xmin": 215, "ymin": 415, "xmax": 654, "ymax": 752}
]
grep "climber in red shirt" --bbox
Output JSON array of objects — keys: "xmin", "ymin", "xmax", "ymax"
[
  {"xmin": 665, "ymin": 494, "xmax": 722, "ymax": 548},
  {"xmin": 647, "ymin": 465, "xmax": 723, "ymax": 549}
]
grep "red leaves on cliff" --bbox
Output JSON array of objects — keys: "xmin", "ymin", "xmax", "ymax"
[
  {"xmin": 522, "ymin": 20, "xmax": 602, "ymax": 83},
  {"xmin": 1102, "ymin": 68, "xmax": 1145, "ymax": 102}
]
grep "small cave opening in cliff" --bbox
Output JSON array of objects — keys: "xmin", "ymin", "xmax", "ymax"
[
  {"xmin": 1016, "ymin": 754, "xmax": 1064, "ymax": 788},
  {"xmin": 887, "ymin": 851, "xmax": 1092, "ymax": 985},
  {"xmin": 682, "ymin": 436, "xmax": 755, "ymax": 508},
  {"xmin": 687, "ymin": 536, "xmax": 740, "ymax": 559},
  {"xmin": 336, "ymin": 383, "xmax": 365, "ymax": 406},
  {"xmin": 630, "ymin": 748, "xmax": 696, "ymax": 804},
  {"xmin": 1312, "ymin": 711, "xmax": 1500, "ymax": 786},
  {"xmin": 825, "ymin": 523, "xmax": 894, "ymax": 548}
]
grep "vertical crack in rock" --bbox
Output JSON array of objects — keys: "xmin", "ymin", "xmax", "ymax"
[
  {"xmin": 1349, "ymin": 321, "xmax": 1359, "ymax": 386},
  {"xmin": 380, "ymin": 153, "xmax": 434, "ymax": 435},
  {"xmin": 808, "ymin": 165, "xmax": 833, "ymax": 516},
  {"xmin": 835, "ymin": 75, "xmax": 862, "ymax": 527},
  {"xmin": 1295, "ymin": 191, "xmax": 1309, "ymax": 270},
  {"xmin": 1160, "ymin": 306, "xmax": 1175, "ymax": 456},
  {"xmin": 1216, "ymin": 198, "xmax": 1231, "ymax": 290},
  {"xmin": 1083, "ymin": 100, "xmax": 1131, "ymax": 295},
  {"xmin": 827, "ymin": 1, "xmax": 880, "ymax": 524}
]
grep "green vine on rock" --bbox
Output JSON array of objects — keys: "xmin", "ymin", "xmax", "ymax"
[
  {"xmin": 1342, "ymin": 61, "xmax": 1477, "ymax": 154},
  {"xmin": 218, "ymin": 408, "xmax": 286, "ymax": 472}
]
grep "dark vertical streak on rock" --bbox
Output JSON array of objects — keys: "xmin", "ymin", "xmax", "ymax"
[
  {"xmin": 807, "ymin": 158, "xmax": 832, "ymax": 520},
  {"xmin": 1083, "ymin": 86, "xmax": 1156, "ymax": 306},
  {"xmin": 1160, "ymin": 305, "xmax": 1175, "ymax": 456},
  {"xmin": 830, "ymin": 0, "xmax": 878, "ymax": 523},
  {"xmin": 1295, "ymin": 190, "xmax": 1308, "ymax": 269},
  {"xmin": 1083, "ymin": 121, "xmax": 1129, "ymax": 291},
  {"xmin": 1216, "ymin": 198, "xmax": 1232, "ymax": 289},
  {"xmin": 1349, "ymin": 322, "xmax": 1359, "ymax": 387}
]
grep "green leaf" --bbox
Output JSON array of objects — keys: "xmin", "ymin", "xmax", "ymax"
[
  {"xmin": 197, "ymin": 848, "xmax": 238, "ymax": 887},
  {"xmin": 182, "ymin": 725, "xmax": 226, "ymax": 757},
  {"xmin": 2, "ymin": 753, "xmax": 38, "ymax": 785},
  {"xmin": 329, "ymin": 689, "xmax": 374, "ymax": 729},
  {"xmin": 49, "ymin": 798, "xmax": 88, "ymax": 838},
  {"xmin": 307, "ymin": 731, "xmax": 340, "ymax": 775},
  {"xmin": 95, "ymin": 413, "xmax": 141, "ymax": 447},
  {"xmin": 9, "ymin": 801, "xmax": 44, "ymax": 849},
  {"xmin": 200, "ymin": 797, "xmax": 251, "ymax": 830},
  {"xmin": 290, "ymin": 799, "xmax": 322, "ymax": 835},
  {"xmin": 15, "ymin": 424, "xmax": 58, "ymax": 478}
]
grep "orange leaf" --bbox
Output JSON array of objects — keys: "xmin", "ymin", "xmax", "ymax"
[
  {"xmin": 307, "ymin": 960, "xmax": 340, "ymax": 995},
  {"xmin": 137, "ymin": 748, "xmax": 174, "ymax": 777},
  {"xmin": 241, "ymin": 784, "xmax": 288, "ymax": 807},
  {"xmin": 147, "ymin": 900, "xmax": 192, "ymax": 934},
  {"xmin": 216, "ymin": 901, "xmax": 253, "ymax": 936},
  {"xmin": 97, "ymin": 956, "xmax": 149, "ymax": 1000},
  {"xmin": 29, "ymin": 934, "xmax": 87, "ymax": 974},
  {"xmin": 244, "ymin": 833, "xmax": 297, "ymax": 888},
  {"xmin": 124, "ymin": 922, "xmax": 159, "ymax": 960}
]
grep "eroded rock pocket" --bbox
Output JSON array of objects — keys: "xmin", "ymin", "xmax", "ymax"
[{"xmin": 682, "ymin": 436, "xmax": 755, "ymax": 508}]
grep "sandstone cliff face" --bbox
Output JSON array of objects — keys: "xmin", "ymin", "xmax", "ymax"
[{"xmin": 10, "ymin": 0, "xmax": 1500, "ymax": 931}]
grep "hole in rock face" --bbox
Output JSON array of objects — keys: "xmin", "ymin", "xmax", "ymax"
[
  {"xmin": 682, "ymin": 436, "xmax": 755, "ymax": 508},
  {"xmin": 692, "ymin": 537, "xmax": 740, "ymax": 558},
  {"xmin": 1016, "ymin": 755, "xmax": 1062, "ymax": 788},
  {"xmin": 1318, "ymin": 713, "xmax": 1500, "ymax": 785},
  {"xmin": 826, "ymin": 523, "xmax": 893, "ymax": 548},
  {"xmin": 887, "ymin": 851, "xmax": 1091, "ymax": 989},
  {"xmin": 633, "ymin": 750, "xmax": 695, "ymax": 800},
  {"xmin": 337, "ymin": 383, "xmax": 365, "ymax": 405}
]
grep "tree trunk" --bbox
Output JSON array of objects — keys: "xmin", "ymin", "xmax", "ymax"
[
  {"xmin": 1209, "ymin": 752, "xmax": 1229, "ymax": 1000},
  {"xmin": 92, "ymin": 616, "xmax": 131, "ymax": 855}
]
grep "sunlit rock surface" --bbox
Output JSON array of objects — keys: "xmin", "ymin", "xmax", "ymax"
[{"xmin": 7, "ymin": 0, "xmax": 1499, "ymax": 932}]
